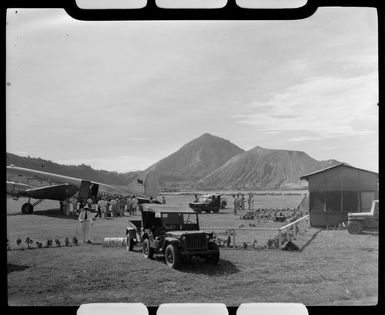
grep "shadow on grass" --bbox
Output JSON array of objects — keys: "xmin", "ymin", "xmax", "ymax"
[
  {"xmin": 7, "ymin": 208, "xmax": 79, "ymax": 220},
  {"xmin": 360, "ymin": 230, "xmax": 379, "ymax": 236},
  {"xmin": 8, "ymin": 264, "xmax": 30, "ymax": 273},
  {"xmin": 178, "ymin": 258, "xmax": 240, "ymax": 275},
  {"xmin": 300, "ymin": 228, "xmax": 324, "ymax": 251},
  {"xmin": 128, "ymin": 247, "xmax": 239, "ymax": 274},
  {"xmin": 151, "ymin": 255, "xmax": 240, "ymax": 275}
]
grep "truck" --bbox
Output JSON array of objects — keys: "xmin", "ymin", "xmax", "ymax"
[
  {"xmin": 347, "ymin": 200, "xmax": 379, "ymax": 234},
  {"xmin": 188, "ymin": 193, "xmax": 224, "ymax": 213},
  {"xmin": 125, "ymin": 204, "xmax": 220, "ymax": 269}
]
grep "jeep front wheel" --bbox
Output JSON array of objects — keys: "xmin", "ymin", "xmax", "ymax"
[
  {"xmin": 143, "ymin": 239, "xmax": 154, "ymax": 258},
  {"xmin": 347, "ymin": 221, "xmax": 363, "ymax": 234},
  {"xmin": 165, "ymin": 244, "xmax": 180, "ymax": 269}
]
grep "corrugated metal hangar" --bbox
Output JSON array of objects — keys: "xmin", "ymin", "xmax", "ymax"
[{"xmin": 300, "ymin": 163, "xmax": 378, "ymax": 227}]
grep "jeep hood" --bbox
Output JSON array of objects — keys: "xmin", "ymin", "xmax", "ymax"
[
  {"xmin": 348, "ymin": 212, "xmax": 372, "ymax": 217},
  {"xmin": 165, "ymin": 230, "xmax": 208, "ymax": 237}
]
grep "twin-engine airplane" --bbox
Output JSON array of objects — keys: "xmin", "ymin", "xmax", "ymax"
[{"xmin": 6, "ymin": 165, "xmax": 159, "ymax": 214}]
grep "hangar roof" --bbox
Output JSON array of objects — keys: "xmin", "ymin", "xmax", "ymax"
[{"xmin": 300, "ymin": 163, "xmax": 378, "ymax": 181}]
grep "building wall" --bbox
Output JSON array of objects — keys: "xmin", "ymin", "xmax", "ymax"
[{"xmin": 307, "ymin": 165, "xmax": 378, "ymax": 227}]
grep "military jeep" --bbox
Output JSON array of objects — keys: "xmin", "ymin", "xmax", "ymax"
[
  {"xmin": 125, "ymin": 204, "xmax": 219, "ymax": 268},
  {"xmin": 347, "ymin": 200, "xmax": 379, "ymax": 234}
]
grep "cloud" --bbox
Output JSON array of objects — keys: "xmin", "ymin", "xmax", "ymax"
[{"xmin": 234, "ymin": 71, "xmax": 378, "ymax": 142}]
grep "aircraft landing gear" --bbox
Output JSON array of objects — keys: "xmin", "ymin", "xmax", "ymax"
[
  {"xmin": 21, "ymin": 202, "xmax": 34, "ymax": 214},
  {"xmin": 21, "ymin": 198, "xmax": 43, "ymax": 214}
]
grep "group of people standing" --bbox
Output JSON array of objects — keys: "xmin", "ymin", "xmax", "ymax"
[
  {"xmin": 75, "ymin": 194, "xmax": 166, "ymax": 243},
  {"xmin": 232, "ymin": 193, "xmax": 254, "ymax": 215},
  {"xmin": 87, "ymin": 194, "xmax": 141, "ymax": 218}
]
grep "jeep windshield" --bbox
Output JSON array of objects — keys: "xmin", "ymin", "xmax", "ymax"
[{"xmin": 161, "ymin": 212, "xmax": 199, "ymax": 231}]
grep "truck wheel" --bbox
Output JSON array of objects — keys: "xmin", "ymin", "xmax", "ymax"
[
  {"xmin": 21, "ymin": 203, "xmax": 33, "ymax": 214},
  {"xmin": 143, "ymin": 239, "xmax": 154, "ymax": 258},
  {"xmin": 207, "ymin": 242, "xmax": 220, "ymax": 265},
  {"xmin": 165, "ymin": 244, "xmax": 180, "ymax": 269},
  {"xmin": 347, "ymin": 221, "xmax": 363, "ymax": 234},
  {"xmin": 213, "ymin": 207, "xmax": 219, "ymax": 213},
  {"xmin": 196, "ymin": 208, "xmax": 202, "ymax": 214},
  {"xmin": 126, "ymin": 236, "xmax": 135, "ymax": 251}
]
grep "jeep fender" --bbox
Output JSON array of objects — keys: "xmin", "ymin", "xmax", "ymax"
[
  {"xmin": 126, "ymin": 227, "xmax": 137, "ymax": 239},
  {"xmin": 349, "ymin": 219, "xmax": 367, "ymax": 228},
  {"xmin": 140, "ymin": 233, "xmax": 149, "ymax": 243},
  {"xmin": 161, "ymin": 237, "xmax": 180, "ymax": 252}
]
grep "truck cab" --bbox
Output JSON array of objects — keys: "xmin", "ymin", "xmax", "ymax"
[{"xmin": 188, "ymin": 193, "xmax": 222, "ymax": 213}]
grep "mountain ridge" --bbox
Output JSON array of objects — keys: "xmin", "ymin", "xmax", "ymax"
[
  {"xmin": 196, "ymin": 145, "xmax": 339, "ymax": 190},
  {"xmin": 145, "ymin": 133, "xmax": 245, "ymax": 186}
]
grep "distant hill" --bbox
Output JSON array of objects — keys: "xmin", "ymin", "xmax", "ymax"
[
  {"xmin": 145, "ymin": 133, "xmax": 245, "ymax": 188},
  {"xmin": 7, "ymin": 134, "xmax": 341, "ymax": 191},
  {"xmin": 6, "ymin": 153, "xmax": 139, "ymax": 186},
  {"xmin": 196, "ymin": 146, "xmax": 340, "ymax": 190}
]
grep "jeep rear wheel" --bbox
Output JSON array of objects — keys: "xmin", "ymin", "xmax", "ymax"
[
  {"xmin": 165, "ymin": 244, "xmax": 180, "ymax": 269},
  {"xmin": 207, "ymin": 242, "xmax": 220, "ymax": 265},
  {"xmin": 126, "ymin": 236, "xmax": 135, "ymax": 251},
  {"xmin": 143, "ymin": 239, "xmax": 154, "ymax": 258},
  {"xmin": 347, "ymin": 221, "xmax": 363, "ymax": 234}
]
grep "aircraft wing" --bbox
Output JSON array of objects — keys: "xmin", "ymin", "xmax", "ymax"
[
  {"xmin": 7, "ymin": 181, "xmax": 79, "ymax": 201},
  {"xmin": 22, "ymin": 184, "xmax": 79, "ymax": 201}
]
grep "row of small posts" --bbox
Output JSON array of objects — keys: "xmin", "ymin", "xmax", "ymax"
[{"xmin": 201, "ymin": 214, "xmax": 310, "ymax": 249}]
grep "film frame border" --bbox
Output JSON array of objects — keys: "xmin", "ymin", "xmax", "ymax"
[{"xmin": 2, "ymin": 1, "xmax": 384, "ymax": 315}]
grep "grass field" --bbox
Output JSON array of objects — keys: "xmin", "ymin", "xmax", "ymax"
[{"xmin": 7, "ymin": 193, "xmax": 378, "ymax": 306}]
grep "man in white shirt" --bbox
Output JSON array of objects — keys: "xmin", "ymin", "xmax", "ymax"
[{"xmin": 78, "ymin": 205, "xmax": 93, "ymax": 243}]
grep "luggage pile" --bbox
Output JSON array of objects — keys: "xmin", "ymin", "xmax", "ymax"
[{"xmin": 241, "ymin": 207, "xmax": 305, "ymax": 222}]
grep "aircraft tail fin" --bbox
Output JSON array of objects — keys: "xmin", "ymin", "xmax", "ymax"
[{"xmin": 127, "ymin": 171, "xmax": 159, "ymax": 199}]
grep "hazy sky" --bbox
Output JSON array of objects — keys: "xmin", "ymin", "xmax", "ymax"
[{"xmin": 6, "ymin": 7, "xmax": 378, "ymax": 173}]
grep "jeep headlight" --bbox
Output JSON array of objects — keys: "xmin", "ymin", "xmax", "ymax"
[
  {"xmin": 205, "ymin": 234, "xmax": 210, "ymax": 239},
  {"xmin": 181, "ymin": 235, "xmax": 185, "ymax": 241}
]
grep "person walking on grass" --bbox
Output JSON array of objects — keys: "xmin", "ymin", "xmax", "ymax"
[
  {"xmin": 132, "ymin": 196, "xmax": 139, "ymax": 215},
  {"xmin": 233, "ymin": 195, "xmax": 238, "ymax": 215},
  {"xmin": 98, "ymin": 197, "xmax": 107, "ymax": 218},
  {"xmin": 127, "ymin": 196, "xmax": 133, "ymax": 216},
  {"xmin": 78, "ymin": 205, "xmax": 93, "ymax": 243}
]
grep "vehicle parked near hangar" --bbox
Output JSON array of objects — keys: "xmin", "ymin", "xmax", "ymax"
[
  {"xmin": 188, "ymin": 193, "xmax": 225, "ymax": 213},
  {"xmin": 347, "ymin": 200, "xmax": 379, "ymax": 234},
  {"xmin": 125, "ymin": 204, "xmax": 220, "ymax": 268}
]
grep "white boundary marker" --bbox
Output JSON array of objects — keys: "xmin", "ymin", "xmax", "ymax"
[
  {"xmin": 77, "ymin": 303, "xmax": 148, "ymax": 315},
  {"xmin": 158, "ymin": 303, "xmax": 228, "ymax": 315},
  {"xmin": 237, "ymin": 303, "xmax": 308, "ymax": 315}
]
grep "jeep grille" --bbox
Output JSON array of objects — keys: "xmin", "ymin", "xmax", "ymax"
[{"xmin": 184, "ymin": 234, "xmax": 207, "ymax": 250}]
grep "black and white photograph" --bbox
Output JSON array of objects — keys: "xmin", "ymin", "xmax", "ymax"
[{"xmin": 6, "ymin": 1, "xmax": 379, "ymax": 307}]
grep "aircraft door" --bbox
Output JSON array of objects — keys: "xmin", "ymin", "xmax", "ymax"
[
  {"xmin": 79, "ymin": 180, "xmax": 99, "ymax": 202},
  {"xmin": 79, "ymin": 180, "xmax": 92, "ymax": 202},
  {"xmin": 89, "ymin": 183, "xmax": 99, "ymax": 202}
]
